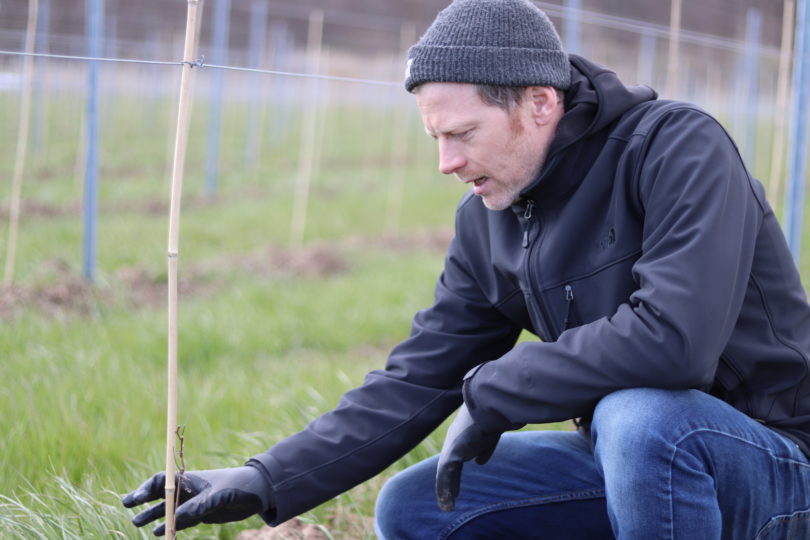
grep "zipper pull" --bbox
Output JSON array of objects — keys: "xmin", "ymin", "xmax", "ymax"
[
  {"xmin": 522, "ymin": 200, "xmax": 535, "ymax": 248},
  {"xmin": 563, "ymin": 284, "xmax": 574, "ymax": 330}
]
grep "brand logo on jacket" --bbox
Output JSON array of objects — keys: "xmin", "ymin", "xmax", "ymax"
[{"xmin": 597, "ymin": 228, "xmax": 616, "ymax": 251}]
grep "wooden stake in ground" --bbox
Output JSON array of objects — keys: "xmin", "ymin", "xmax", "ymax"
[
  {"xmin": 768, "ymin": 0, "xmax": 796, "ymax": 205},
  {"xmin": 666, "ymin": 0, "xmax": 682, "ymax": 98},
  {"xmin": 386, "ymin": 23, "xmax": 416, "ymax": 235},
  {"xmin": 3, "ymin": 0, "xmax": 39, "ymax": 289},
  {"xmin": 290, "ymin": 9, "xmax": 324, "ymax": 247},
  {"xmin": 165, "ymin": 1, "xmax": 202, "ymax": 538}
]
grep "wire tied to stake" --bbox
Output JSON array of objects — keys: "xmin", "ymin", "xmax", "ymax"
[{"xmin": 183, "ymin": 54, "xmax": 205, "ymax": 69}]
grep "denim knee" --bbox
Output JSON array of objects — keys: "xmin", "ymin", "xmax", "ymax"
[
  {"xmin": 592, "ymin": 388, "xmax": 694, "ymax": 441},
  {"xmin": 590, "ymin": 388, "xmax": 702, "ymax": 468},
  {"xmin": 375, "ymin": 457, "xmax": 438, "ymax": 540}
]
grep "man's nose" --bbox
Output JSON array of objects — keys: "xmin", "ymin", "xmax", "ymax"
[{"xmin": 438, "ymin": 140, "xmax": 466, "ymax": 175}]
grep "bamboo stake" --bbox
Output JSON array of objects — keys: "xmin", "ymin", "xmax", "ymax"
[
  {"xmin": 73, "ymin": 105, "xmax": 87, "ymax": 195},
  {"xmin": 310, "ymin": 47, "xmax": 330, "ymax": 193},
  {"xmin": 165, "ymin": 1, "xmax": 202, "ymax": 538},
  {"xmin": 666, "ymin": 0, "xmax": 682, "ymax": 98},
  {"xmin": 3, "ymin": 0, "xmax": 39, "ymax": 289},
  {"xmin": 163, "ymin": 31, "xmax": 184, "ymax": 187},
  {"xmin": 290, "ymin": 9, "xmax": 323, "ymax": 247},
  {"xmin": 386, "ymin": 23, "xmax": 416, "ymax": 235},
  {"xmin": 768, "ymin": 0, "xmax": 796, "ymax": 206}
]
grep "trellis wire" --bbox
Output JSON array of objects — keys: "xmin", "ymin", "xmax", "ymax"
[{"xmin": 0, "ymin": 49, "xmax": 402, "ymax": 87}]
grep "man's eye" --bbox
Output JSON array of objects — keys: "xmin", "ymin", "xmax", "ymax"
[{"xmin": 454, "ymin": 130, "xmax": 472, "ymax": 141}]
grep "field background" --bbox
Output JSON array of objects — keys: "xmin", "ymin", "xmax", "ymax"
[{"xmin": 1, "ymin": 0, "xmax": 808, "ymax": 538}]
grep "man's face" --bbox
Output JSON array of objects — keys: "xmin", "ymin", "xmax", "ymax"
[{"xmin": 416, "ymin": 82, "xmax": 553, "ymax": 211}]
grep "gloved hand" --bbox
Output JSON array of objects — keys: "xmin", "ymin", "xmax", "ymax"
[
  {"xmin": 122, "ymin": 466, "xmax": 272, "ymax": 536},
  {"xmin": 435, "ymin": 403, "xmax": 501, "ymax": 512}
]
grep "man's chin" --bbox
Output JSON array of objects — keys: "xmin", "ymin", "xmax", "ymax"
[{"xmin": 479, "ymin": 194, "xmax": 515, "ymax": 211}]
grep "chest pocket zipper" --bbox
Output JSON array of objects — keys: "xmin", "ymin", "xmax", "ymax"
[{"xmin": 563, "ymin": 284, "xmax": 578, "ymax": 331}]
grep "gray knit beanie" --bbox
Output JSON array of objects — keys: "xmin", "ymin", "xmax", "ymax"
[{"xmin": 404, "ymin": 0, "xmax": 571, "ymax": 92}]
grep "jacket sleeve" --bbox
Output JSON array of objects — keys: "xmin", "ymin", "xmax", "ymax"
[
  {"xmin": 248, "ymin": 208, "xmax": 522, "ymax": 524},
  {"xmin": 463, "ymin": 107, "xmax": 764, "ymax": 433}
]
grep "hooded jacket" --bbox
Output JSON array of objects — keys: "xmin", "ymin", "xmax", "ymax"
[{"xmin": 248, "ymin": 55, "xmax": 810, "ymax": 524}]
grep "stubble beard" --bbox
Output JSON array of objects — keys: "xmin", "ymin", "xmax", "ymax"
[
  {"xmin": 480, "ymin": 109, "xmax": 548, "ymax": 211},
  {"xmin": 480, "ymin": 149, "xmax": 547, "ymax": 212},
  {"xmin": 480, "ymin": 184, "xmax": 524, "ymax": 211}
]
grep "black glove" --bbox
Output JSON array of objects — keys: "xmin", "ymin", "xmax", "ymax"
[
  {"xmin": 435, "ymin": 403, "xmax": 501, "ymax": 512},
  {"xmin": 122, "ymin": 466, "xmax": 272, "ymax": 536}
]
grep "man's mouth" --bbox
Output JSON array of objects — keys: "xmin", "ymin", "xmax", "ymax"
[{"xmin": 468, "ymin": 176, "xmax": 489, "ymax": 195}]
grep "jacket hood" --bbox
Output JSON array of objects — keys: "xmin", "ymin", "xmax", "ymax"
[{"xmin": 520, "ymin": 54, "xmax": 657, "ymax": 201}]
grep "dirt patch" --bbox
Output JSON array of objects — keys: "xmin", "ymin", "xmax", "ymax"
[
  {"xmin": 236, "ymin": 519, "xmax": 330, "ymax": 540},
  {"xmin": 261, "ymin": 243, "xmax": 350, "ymax": 278},
  {"xmin": 0, "ymin": 228, "xmax": 450, "ymax": 321},
  {"xmin": 114, "ymin": 266, "xmax": 222, "ymax": 309},
  {"xmin": 0, "ymin": 277, "xmax": 99, "ymax": 320},
  {"xmin": 0, "ymin": 199, "xmax": 78, "ymax": 220},
  {"xmin": 354, "ymin": 228, "xmax": 453, "ymax": 253}
]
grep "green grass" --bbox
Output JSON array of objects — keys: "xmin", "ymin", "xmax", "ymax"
[{"xmin": 0, "ymin": 239, "xmax": 460, "ymax": 538}]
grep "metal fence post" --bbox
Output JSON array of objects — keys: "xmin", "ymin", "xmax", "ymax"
[
  {"xmin": 244, "ymin": 0, "xmax": 268, "ymax": 170},
  {"xmin": 563, "ymin": 0, "xmax": 582, "ymax": 54},
  {"xmin": 784, "ymin": 0, "xmax": 810, "ymax": 262},
  {"xmin": 205, "ymin": 0, "xmax": 231, "ymax": 197},
  {"xmin": 83, "ymin": 0, "xmax": 103, "ymax": 282}
]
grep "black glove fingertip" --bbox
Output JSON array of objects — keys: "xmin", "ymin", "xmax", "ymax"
[
  {"xmin": 153, "ymin": 523, "xmax": 165, "ymax": 537},
  {"xmin": 436, "ymin": 464, "xmax": 461, "ymax": 512},
  {"xmin": 437, "ymin": 494, "xmax": 455, "ymax": 512}
]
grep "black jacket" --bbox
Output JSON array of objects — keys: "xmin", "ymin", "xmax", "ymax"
[{"xmin": 249, "ymin": 56, "xmax": 810, "ymax": 523}]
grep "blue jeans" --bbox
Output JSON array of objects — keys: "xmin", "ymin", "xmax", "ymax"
[{"xmin": 375, "ymin": 388, "xmax": 810, "ymax": 539}]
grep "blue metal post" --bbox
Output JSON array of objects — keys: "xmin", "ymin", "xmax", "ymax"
[
  {"xmin": 84, "ymin": 0, "xmax": 102, "ymax": 282},
  {"xmin": 637, "ymin": 30, "xmax": 656, "ymax": 86},
  {"xmin": 563, "ymin": 0, "xmax": 582, "ymax": 55},
  {"xmin": 244, "ymin": 0, "xmax": 268, "ymax": 168},
  {"xmin": 205, "ymin": 0, "xmax": 231, "ymax": 197},
  {"xmin": 784, "ymin": 0, "xmax": 810, "ymax": 261}
]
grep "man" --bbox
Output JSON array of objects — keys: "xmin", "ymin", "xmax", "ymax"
[{"xmin": 124, "ymin": 0, "xmax": 810, "ymax": 538}]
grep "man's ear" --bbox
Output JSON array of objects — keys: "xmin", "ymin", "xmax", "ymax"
[{"xmin": 527, "ymin": 86, "xmax": 561, "ymax": 126}]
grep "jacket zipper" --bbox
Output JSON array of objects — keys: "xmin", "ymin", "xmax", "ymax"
[
  {"xmin": 521, "ymin": 200, "xmax": 557, "ymax": 341},
  {"xmin": 522, "ymin": 200, "xmax": 535, "ymax": 248}
]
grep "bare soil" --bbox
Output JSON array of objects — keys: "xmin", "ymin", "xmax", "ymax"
[
  {"xmin": 236, "ymin": 519, "xmax": 330, "ymax": 540},
  {"xmin": 0, "ymin": 228, "xmax": 452, "ymax": 321}
]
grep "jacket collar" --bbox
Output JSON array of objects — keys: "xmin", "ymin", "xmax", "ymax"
[{"xmin": 517, "ymin": 55, "xmax": 657, "ymax": 206}]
